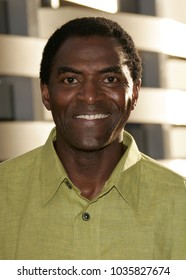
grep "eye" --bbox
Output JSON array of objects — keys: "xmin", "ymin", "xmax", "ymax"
[
  {"xmin": 63, "ymin": 77, "xmax": 78, "ymax": 84},
  {"xmin": 103, "ymin": 76, "xmax": 119, "ymax": 83}
]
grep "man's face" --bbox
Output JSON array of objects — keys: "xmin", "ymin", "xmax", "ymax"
[{"xmin": 41, "ymin": 36, "xmax": 140, "ymax": 152}]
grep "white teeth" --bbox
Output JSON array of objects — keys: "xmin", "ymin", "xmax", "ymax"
[{"xmin": 75, "ymin": 114, "xmax": 109, "ymax": 120}]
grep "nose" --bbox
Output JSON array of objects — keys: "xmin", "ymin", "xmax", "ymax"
[{"xmin": 76, "ymin": 79, "xmax": 105, "ymax": 104}]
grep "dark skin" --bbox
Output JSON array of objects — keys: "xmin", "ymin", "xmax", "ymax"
[{"xmin": 41, "ymin": 36, "xmax": 141, "ymax": 200}]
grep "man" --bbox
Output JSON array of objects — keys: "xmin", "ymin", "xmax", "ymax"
[{"xmin": 0, "ymin": 17, "xmax": 186, "ymax": 260}]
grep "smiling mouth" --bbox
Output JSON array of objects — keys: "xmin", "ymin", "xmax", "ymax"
[{"xmin": 74, "ymin": 114, "xmax": 110, "ymax": 120}]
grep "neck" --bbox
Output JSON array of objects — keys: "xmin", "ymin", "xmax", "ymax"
[{"xmin": 54, "ymin": 139, "xmax": 126, "ymax": 200}]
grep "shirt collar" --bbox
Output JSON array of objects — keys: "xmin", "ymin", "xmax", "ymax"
[
  {"xmin": 105, "ymin": 130, "xmax": 142, "ymax": 212},
  {"xmin": 40, "ymin": 127, "xmax": 68, "ymax": 206},
  {"xmin": 40, "ymin": 128, "xmax": 142, "ymax": 210},
  {"xmin": 122, "ymin": 129, "xmax": 141, "ymax": 172}
]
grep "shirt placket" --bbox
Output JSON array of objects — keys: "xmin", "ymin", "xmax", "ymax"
[{"xmin": 73, "ymin": 199, "xmax": 103, "ymax": 259}]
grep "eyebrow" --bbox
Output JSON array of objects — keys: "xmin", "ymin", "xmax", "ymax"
[
  {"xmin": 57, "ymin": 65, "xmax": 123, "ymax": 76},
  {"xmin": 58, "ymin": 66, "xmax": 82, "ymax": 75},
  {"xmin": 98, "ymin": 66, "xmax": 123, "ymax": 74}
]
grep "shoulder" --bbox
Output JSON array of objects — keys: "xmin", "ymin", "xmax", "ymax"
[
  {"xmin": 0, "ymin": 146, "xmax": 43, "ymax": 178},
  {"xmin": 139, "ymin": 153, "xmax": 186, "ymax": 191}
]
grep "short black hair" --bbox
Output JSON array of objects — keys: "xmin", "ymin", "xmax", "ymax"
[{"xmin": 40, "ymin": 17, "xmax": 142, "ymax": 84}]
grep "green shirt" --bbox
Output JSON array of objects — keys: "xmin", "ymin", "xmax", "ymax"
[{"xmin": 0, "ymin": 128, "xmax": 186, "ymax": 260}]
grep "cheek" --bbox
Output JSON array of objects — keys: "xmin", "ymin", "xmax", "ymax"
[
  {"xmin": 111, "ymin": 89, "xmax": 133, "ymax": 111},
  {"xmin": 48, "ymin": 89, "xmax": 72, "ymax": 112},
  {"xmin": 48, "ymin": 97, "xmax": 66, "ymax": 124},
  {"xmin": 125, "ymin": 93, "xmax": 133, "ymax": 109}
]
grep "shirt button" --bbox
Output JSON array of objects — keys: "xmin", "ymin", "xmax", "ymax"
[{"xmin": 82, "ymin": 212, "xmax": 90, "ymax": 221}]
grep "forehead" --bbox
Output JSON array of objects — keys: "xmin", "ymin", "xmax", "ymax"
[{"xmin": 54, "ymin": 36, "xmax": 126, "ymax": 66}]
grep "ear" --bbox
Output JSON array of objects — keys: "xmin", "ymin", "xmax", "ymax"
[
  {"xmin": 40, "ymin": 83, "xmax": 51, "ymax": 111},
  {"xmin": 132, "ymin": 79, "xmax": 141, "ymax": 110}
]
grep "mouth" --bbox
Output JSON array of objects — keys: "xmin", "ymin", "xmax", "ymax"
[{"xmin": 74, "ymin": 113, "xmax": 110, "ymax": 120}]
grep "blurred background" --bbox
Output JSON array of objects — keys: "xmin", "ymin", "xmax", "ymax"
[{"xmin": 0, "ymin": 0, "xmax": 186, "ymax": 176}]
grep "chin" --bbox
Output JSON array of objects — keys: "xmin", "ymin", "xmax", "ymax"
[{"xmin": 73, "ymin": 138, "xmax": 107, "ymax": 152}]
